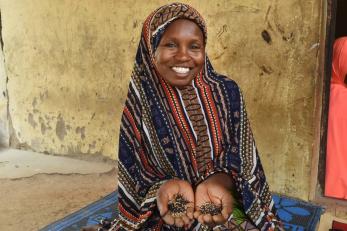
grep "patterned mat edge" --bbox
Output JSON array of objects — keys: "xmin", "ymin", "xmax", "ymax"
[
  {"xmin": 272, "ymin": 193, "xmax": 325, "ymax": 230},
  {"xmin": 39, "ymin": 192, "xmax": 118, "ymax": 231},
  {"xmin": 40, "ymin": 192, "xmax": 324, "ymax": 231}
]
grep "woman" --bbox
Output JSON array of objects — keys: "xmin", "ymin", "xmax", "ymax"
[
  {"xmin": 95, "ymin": 2, "xmax": 282, "ymax": 230},
  {"xmin": 325, "ymin": 37, "xmax": 347, "ymax": 200}
]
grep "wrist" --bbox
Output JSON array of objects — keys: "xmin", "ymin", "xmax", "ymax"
[{"xmin": 203, "ymin": 172, "xmax": 234, "ymax": 190}]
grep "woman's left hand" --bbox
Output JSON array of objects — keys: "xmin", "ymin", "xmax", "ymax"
[
  {"xmin": 194, "ymin": 173, "xmax": 234, "ymax": 227},
  {"xmin": 156, "ymin": 179, "xmax": 195, "ymax": 228}
]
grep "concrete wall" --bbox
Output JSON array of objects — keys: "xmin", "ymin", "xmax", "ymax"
[{"xmin": 0, "ymin": 0, "xmax": 322, "ymax": 199}]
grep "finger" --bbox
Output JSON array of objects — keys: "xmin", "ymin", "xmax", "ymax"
[
  {"xmin": 212, "ymin": 214, "xmax": 226, "ymax": 225},
  {"xmin": 186, "ymin": 204, "xmax": 194, "ymax": 219},
  {"xmin": 174, "ymin": 217, "xmax": 184, "ymax": 227},
  {"xmin": 202, "ymin": 214, "xmax": 213, "ymax": 225},
  {"xmin": 157, "ymin": 192, "xmax": 170, "ymax": 216},
  {"xmin": 197, "ymin": 214, "xmax": 205, "ymax": 224},
  {"xmin": 221, "ymin": 205, "xmax": 233, "ymax": 220},
  {"xmin": 220, "ymin": 193, "xmax": 233, "ymax": 220},
  {"xmin": 181, "ymin": 214, "xmax": 190, "ymax": 225},
  {"xmin": 162, "ymin": 213, "xmax": 175, "ymax": 226},
  {"xmin": 193, "ymin": 210, "xmax": 201, "ymax": 219}
]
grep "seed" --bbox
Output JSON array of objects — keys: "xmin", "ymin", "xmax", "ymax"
[
  {"xmin": 199, "ymin": 202, "xmax": 222, "ymax": 216},
  {"xmin": 168, "ymin": 194, "xmax": 189, "ymax": 217}
]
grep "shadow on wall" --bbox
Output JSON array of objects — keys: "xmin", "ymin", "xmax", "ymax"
[{"xmin": 0, "ymin": 134, "xmax": 8, "ymax": 148}]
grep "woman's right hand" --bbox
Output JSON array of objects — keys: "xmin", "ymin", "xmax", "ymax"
[
  {"xmin": 193, "ymin": 173, "xmax": 234, "ymax": 227},
  {"xmin": 156, "ymin": 179, "xmax": 194, "ymax": 228}
]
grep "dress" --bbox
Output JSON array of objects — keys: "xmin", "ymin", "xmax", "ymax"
[
  {"xmin": 110, "ymin": 3, "xmax": 282, "ymax": 230},
  {"xmin": 325, "ymin": 37, "xmax": 347, "ymax": 199}
]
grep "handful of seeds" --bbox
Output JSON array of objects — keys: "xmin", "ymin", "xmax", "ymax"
[
  {"xmin": 168, "ymin": 194, "xmax": 189, "ymax": 217},
  {"xmin": 199, "ymin": 202, "xmax": 222, "ymax": 216}
]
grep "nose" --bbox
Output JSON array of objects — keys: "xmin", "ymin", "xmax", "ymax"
[{"xmin": 175, "ymin": 46, "xmax": 190, "ymax": 62}]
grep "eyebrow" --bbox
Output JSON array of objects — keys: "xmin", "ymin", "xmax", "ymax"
[{"xmin": 162, "ymin": 36, "xmax": 204, "ymax": 42}]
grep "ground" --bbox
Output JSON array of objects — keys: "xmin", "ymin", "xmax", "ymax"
[
  {"xmin": 0, "ymin": 149, "xmax": 117, "ymax": 231},
  {"xmin": 0, "ymin": 171, "xmax": 117, "ymax": 231}
]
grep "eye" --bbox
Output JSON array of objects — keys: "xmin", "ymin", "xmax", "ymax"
[
  {"xmin": 190, "ymin": 43, "xmax": 201, "ymax": 50},
  {"xmin": 164, "ymin": 42, "xmax": 176, "ymax": 48}
]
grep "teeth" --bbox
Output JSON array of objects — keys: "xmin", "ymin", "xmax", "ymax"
[{"xmin": 172, "ymin": 67, "xmax": 190, "ymax": 74}]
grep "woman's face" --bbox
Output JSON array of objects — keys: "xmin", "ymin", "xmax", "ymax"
[{"xmin": 154, "ymin": 19, "xmax": 205, "ymax": 88}]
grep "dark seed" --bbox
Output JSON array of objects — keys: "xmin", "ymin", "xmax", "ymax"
[
  {"xmin": 168, "ymin": 194, "xmax": 189, "ymax": 217},
  {"xmin": 199, "ymin": 202, "xmax": 222, "ymax": 216}
]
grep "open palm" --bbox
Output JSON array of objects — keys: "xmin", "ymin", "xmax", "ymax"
[
  {"xmin": 156, "ymin": 179, "xmax": 195, "ymax": 228},
  {"xmin": 194, "ymin": 173, "xmax": 234, "ymax": 227}
]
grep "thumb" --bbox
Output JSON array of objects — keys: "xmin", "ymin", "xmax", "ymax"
[
  {"xmin": 157, "ymin": 190, "xmax": 169, "ymax": 216},
  {"xmin": 220, "ymin": 194, "xmax": 233, "ymax": 220}
]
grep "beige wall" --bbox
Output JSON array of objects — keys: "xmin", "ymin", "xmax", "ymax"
[
  {"xmin": 0, "ymin": 0, "xmax": 322, "ymax": 199},
  {"xmin": 0, "ymin": 37, "xmax": 9, "ymax": 147}
]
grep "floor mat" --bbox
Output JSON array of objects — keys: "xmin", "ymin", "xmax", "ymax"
[{"xmin": 40, "ymin": 192, "xmax": 324, "ymax": 231}]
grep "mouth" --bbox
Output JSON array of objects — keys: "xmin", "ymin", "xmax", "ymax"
[{"xmin": 171, "ymin": 66, "xmax": 191, "ymax": 75}]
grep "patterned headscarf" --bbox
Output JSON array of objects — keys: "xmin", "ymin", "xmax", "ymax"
[
  {"xmin": 332, "ymin": 37, "xmax": 347, "ymax": 86},
  {"xmin": 113, "ymin": 2, "xmax": 282, "ymax": 230},
  {"xmin": 144, "ymin": 2, "xmax": 206, "ymax": 54}
]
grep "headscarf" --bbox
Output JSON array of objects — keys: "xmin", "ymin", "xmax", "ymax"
[
  {"xmin": 331, "ymin": 37, "xmax": 347, "ymax": 85},
  {"xmin": 113, "ymin": 2, "xmax": 281, "ymax": 230}
]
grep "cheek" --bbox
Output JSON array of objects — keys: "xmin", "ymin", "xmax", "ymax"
[
  {"xmin": 153, "ymin": 53, "xmax": 164, "ymax": 72},
  {"xmin": 154, "ymin": 56, "xmax": 168, "ymax": 71},
  {"xmin": 196, "ymin": 55, "xmax": 205, "ymax": 68},
  {"xmin": 193, "ymin": 50, "xmax": 205, "ymax": 64},
  {"xmin": 153, "ymin": 52, "xmax": 169, "ymax": 77}
]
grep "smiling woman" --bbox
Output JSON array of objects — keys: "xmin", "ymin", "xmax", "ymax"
[{"xmin": 83, "ymin": 2, "xmax": 283, "ymax": 231}]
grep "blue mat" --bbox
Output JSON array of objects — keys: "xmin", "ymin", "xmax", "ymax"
[{"xmin": 40, "ymin": 192, "xmax": 324, "ymax": 231}]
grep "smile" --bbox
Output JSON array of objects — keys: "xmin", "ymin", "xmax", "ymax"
[{"xmin": 172, "ymin": 67, "xmax": 190, "ymax": 74}]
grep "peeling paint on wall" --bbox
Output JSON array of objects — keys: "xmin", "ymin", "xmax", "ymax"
[
  {"xmin": 28, "ymin": 113, "xmax": 37, "ymax": 128},
  {"xmin": 75, "ymin": 126, "xmax": 86, "ymax": 140},
  {"xmin": 0, "ymin": 0, "xmax": 322, "ymax": 200},
  {"xmin": 55, "ymin": 114, "xmax": 67, "ymax": 141}
]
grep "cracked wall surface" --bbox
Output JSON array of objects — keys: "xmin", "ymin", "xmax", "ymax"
[{"xmin": 0, "ymin": 0, "xmax": 322, "ymax": 199}]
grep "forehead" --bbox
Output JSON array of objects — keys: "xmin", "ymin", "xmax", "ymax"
[{"xmin": 161, "ymin": 19, "xmax": 204, "ymax": 40}]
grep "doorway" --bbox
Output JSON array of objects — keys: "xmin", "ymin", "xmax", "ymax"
[{"xmin": 314, "ymin": 0, "xmax": 347, "ymax": 203}]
